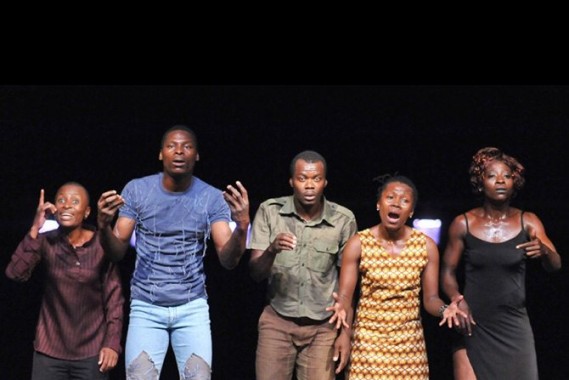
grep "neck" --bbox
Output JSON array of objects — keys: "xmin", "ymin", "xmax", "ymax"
[
  {"xmin": 377, "ymin": 223, "xmax": 406, "ymax": 241},
  {"xmin": 483, "ymin": 201, "xmax": 511, "ymax": 220},
  {"xmin": 294, "ymin": 198, "xmax": 323, "ymax": 222},
  {"xmin": 64, "ymin": 226, "xmax": 85, "ymax": 246},
  {"xmin": 163, "ymin": 173, "xmax": 193, "ymax": 192}
]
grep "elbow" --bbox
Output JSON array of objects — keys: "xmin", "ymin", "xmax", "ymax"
[
  {"xmin": 545, "ymin": 262, "xmax": 562, "ymax": 273},
  {"xmin": 219, "ymin": 254, "xmax": 241, "ymax": 270},
  {"xmin": 221, "ymin": 260, "xmax": 238, "ymax": 271},
  {"xmin": 5, "ymin": 267, "xmax": 28, "ymax": 282}
]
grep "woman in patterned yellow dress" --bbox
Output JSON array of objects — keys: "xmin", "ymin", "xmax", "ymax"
[{"xmin": 328, "ymin": 175, "xmax": 465, "ymax": 379}]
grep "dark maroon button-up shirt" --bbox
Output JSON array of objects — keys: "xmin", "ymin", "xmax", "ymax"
[{"xmin": 5, "ymin": 226, "xmax": 124, "ymax": 360}]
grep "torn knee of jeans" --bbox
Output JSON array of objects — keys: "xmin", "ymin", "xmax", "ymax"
[
  {"xmin": 126, "ymin": 351, "xmax": 160, "ymax": 380},
  {"xmin": 182, "ymin": 354, "xmax": 211, "ymax": 380}
]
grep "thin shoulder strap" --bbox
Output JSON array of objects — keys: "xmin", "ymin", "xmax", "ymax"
[
  {"xmin": 463, "ymin": 213, "xmax": 470, "ymax": 234},
  {"xmin": 520, "ymin": 210, "xmax": 525, "ymax": 231}
]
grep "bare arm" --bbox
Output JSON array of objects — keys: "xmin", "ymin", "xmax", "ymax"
[
  {"xmin": 211, "ymin": 220, "xmax": 249, "ymax": 270},
  {"xmin": 517, "ymin": 212, "xmax": 562, "ymax": 272},
  {"xmin": 327, "ymin": 234, "xmax": 362, "ymax": 374},
  {"xmin": 441, "ymin": 214, "xmax": 475, "ymax": 334},
  {"xmin": 422, "ymin": 235, "xmax": 469, "ymax": 329},
  {"xmin": 422, "ymin": 236, "xmax": 448, "ymax": 316},
  {"xmin": 211, "ymin": 181, "xmax": 250, "ymax": 270},
  {"xmin": 441, "ymin": 215, "xmax": 467, "ymax": 303},
  {"xmin": 249, "ymin": 233, "xmax": 297, "ymax": 282},
  {"xmin": 97, "ymin": 190, "xmax": 132, "ymax": 262}
]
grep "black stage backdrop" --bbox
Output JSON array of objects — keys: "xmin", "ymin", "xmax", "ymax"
[{"xmin": 0, "ymin": 86, "xmax": 567, "ymax": 379}]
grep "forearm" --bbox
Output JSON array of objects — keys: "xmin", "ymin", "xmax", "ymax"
[
  {"xmin": 541, "ymin": 245, "xmax": 562, "ymax": 272},
  {"xmin": 218, "ymin": 223, "xmax": 249, "ymax": 270},
  {"xmin": 249, "ymin": 247, "xmax": 277, "ymax": 282},
  {"xmin": 99, "ymin": 226, "xmax": 129, "ymax": 262},
  {"xmin": 424, "ymin": 294, "xmax": 448, "ymax": 318},
  {"xmin": 441, "ymin": 267, "xmax": 462, "ymax": 301}
]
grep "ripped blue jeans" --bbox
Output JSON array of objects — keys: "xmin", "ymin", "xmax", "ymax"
[{"xmin": 125, "ymin": 298, "xmax": 212, "ymax": 380}]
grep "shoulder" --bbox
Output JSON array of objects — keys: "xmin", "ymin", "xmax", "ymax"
[
  {"xmin": 259, "ymin": 196, "xmax": 289, "ymax": 209},
  {"xmin": 453, "ymin": 208, "xmax": 481, "ymax": 227},
  {"xmin": 123, "ymin": 173, "xmax": 160, "ymax": 189},
  {"xmin": 190, "ymin": 177, "xmax": 223, "ymax": 195},
  {"xmin": 325, "ymin": 199, "xmax": 356, "ymax": 220},
  {"xmin": 445, "ymin": 212, "xmax": 472, "ymax": 239},
  {"xmin": 412, "ymin": 228, "xmax": 438, "ymax": 254},
  {"xmin": 520, "ymin": 210, "xmax": 542, "ymax": 227}
]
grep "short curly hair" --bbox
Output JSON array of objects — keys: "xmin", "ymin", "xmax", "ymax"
[{"xmin": 469, "ymin": 147, "xmax": 525, "ymax": 195}]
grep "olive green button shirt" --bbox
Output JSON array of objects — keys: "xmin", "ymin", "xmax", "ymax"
[{"xmin": 250, "ymin": 196, "xmax": 357, "ymax": 320}]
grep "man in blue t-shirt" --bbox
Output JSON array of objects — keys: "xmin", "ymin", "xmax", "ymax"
[{"xmin": 97, "ymin": 125, "xmax": 250, "ymax": 380}]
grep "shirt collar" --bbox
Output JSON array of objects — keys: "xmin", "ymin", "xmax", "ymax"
[{"xmin": 279, "ymin": 195, "xmax": 335, "ymax": 226}]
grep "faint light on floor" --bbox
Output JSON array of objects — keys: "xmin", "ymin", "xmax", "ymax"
[{"xmin": 412, "ymin": 218, "xmax": 442, "ymax": 245}]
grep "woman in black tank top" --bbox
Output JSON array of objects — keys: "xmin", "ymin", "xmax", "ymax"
[{"xmin": 441, "ymin": 147, "xmax": 561, "ymax": 380}]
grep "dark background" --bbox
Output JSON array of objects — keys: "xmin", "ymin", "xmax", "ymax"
[{"xmin": 0, "ymin": 85, "xmax": 567, "ymax": 379}]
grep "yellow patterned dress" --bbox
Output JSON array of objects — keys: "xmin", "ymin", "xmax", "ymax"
[{"xmin": 347, "ymin": 228, "xmax": 430, "ymax": 380}]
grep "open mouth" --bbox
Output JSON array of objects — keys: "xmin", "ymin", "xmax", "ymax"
[
  {"xmin": 58, "ymin": 213, "xmax": 74, "ymax": 221},
  {"xmin": 387, "ymin": 212, "xmax": 401, "ymax": 222}
]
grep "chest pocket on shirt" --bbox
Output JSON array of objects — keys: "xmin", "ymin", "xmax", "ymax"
[
  {"xmin": 308, "ymin": 240, "xmax": 339, "ymax": 272},
  {"xmin": 274, "ymin": 249, "xmax": 297, "ymax": 267}
]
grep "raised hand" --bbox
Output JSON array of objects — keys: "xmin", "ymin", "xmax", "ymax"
[
  {"xmin": 223, "ymin": 181, "xmax": 250, "ymax": 229},
  {"xmin": 97, "ymin": 190, "xmax": 124, "ymax": 230},
  {"xmin": 30, "ymin": 189, "xmax": 57, "ymax": 238}
]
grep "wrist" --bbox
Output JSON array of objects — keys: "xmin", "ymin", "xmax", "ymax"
[
  {"xmin": 266, "ymin": 244, "xmax": 278, "ymax": 255},
  {"xmin": 438, "ymin": 304, "xmax": 449, "ymax": 318}
]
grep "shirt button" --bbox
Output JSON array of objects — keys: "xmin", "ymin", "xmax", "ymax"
[{"xmin": 76, "ymin": 261, "xmax": 80, "ymax": 266}]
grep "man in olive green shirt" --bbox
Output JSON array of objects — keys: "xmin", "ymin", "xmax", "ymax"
[{"xmin": 249, "ymin": 150, "xmax": 357, "ymax": 380}]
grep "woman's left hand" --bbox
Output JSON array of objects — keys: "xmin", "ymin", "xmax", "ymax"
[
  {"xmin": 516, "ymin": 231, "xmax": 550, "ymax": 259},
  {"xmin": 326, "ymin": 292, "xmax": 349, "ymax": 330},
  {"xmin": 439, "ymin": 295, "xmax": 471, "ymax": 329}
]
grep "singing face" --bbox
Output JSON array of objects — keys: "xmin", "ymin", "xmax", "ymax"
[{"xmin": 54, "ymin": 183, "xmax": 90, "ymax": 229}]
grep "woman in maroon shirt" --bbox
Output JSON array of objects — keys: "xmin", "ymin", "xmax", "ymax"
[{"xmin": 5, "ymin": 182, "xmax": 124, "ymax": 380}]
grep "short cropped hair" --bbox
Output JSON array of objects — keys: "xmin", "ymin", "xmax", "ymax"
[
  {"xmin": 160, "ymin": 125, "xmax": 199, "ymax": 151},
  {"xmin": 56, "ymin": 181, "xmax": 90, "ymax": 204},
  {"xmin": 289, "ymin": 150, "xmax": 327, "ymax": 176}
]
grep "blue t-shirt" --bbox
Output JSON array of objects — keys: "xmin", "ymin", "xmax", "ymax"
[{"xmin": 119, "ymin": 173, "xmax": 230, "ymax": 306}]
